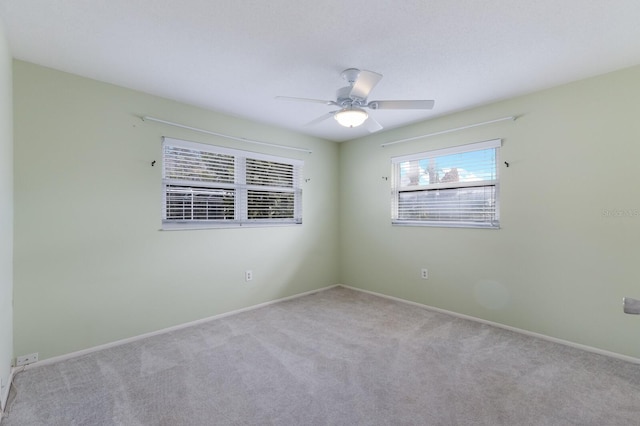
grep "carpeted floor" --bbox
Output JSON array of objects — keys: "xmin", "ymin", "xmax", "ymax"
[{"xmin": 3, "ymin": 286, "xmax": 640, "ymax": 425}]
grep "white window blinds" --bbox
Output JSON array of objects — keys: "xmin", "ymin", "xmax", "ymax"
[
  {"xmin": 391, "ymin": 139, "xmax": 501, "ymax": 228},
  {"xmin": 162, "ymin": 137, "xmax": 303, "ymax": 229}
]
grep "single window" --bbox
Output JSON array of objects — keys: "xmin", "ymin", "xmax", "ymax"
[
  {"xmin": 162, "ymin": 137, "xmax": 303, "ymax": 229},
  {"xmin": 391, "ymin": 139, "xmax": 501, "ymax": 228}
]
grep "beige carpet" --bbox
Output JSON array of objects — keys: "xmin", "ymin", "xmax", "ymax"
[{"xmin": 3, "ymin": 286, "xmax": 640, "ymax": 425}]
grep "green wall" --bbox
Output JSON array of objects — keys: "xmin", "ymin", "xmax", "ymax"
[
  {"xmin": 13, "ymin": 61, "xmax": 340, "ymax": 360},
  {"xmin": 339, "ymin": 65, "xmax": 640, "ymax": 358},
  {"xmin": 11, "ymin": 59, "xmax": 640, "ymax": 363},
  {"xmin": 0, "ymin": 17, "xmax": 13, "ymax": 404}
]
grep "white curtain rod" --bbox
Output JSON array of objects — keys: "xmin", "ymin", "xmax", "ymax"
[
  {"xmin": 380, "ymin": 116, "xmax": 517, "ymax": 148},
  {"xmin": 141, "ymin": 116, "xmax": 313, "ymax": 154}
]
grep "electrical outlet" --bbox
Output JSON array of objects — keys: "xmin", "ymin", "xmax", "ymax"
[
  {"xmin": 421, "ymin": 268, "xmax": 428, "ymax": 279},
  {"xmin": 16, "ymin": 352, "xmax": 38, "ymax": 367},
  {"xmin": 245, "ymin": 270, "xmax": 253, "ymax": 281}
]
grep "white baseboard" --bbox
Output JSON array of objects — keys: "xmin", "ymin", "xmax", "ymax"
[
  {"xmin": 19, "ymin": 284, "xmax": 340, "ymax": 371},
  {"xmin": 339, "ymin": 284, "xmax": 640, "ymax": 365},
  {"xmin": 14, "ymin": 282, "xmax": 640, "ymax": 376},
  {"xmin": 1, "ymin": 367, "xmax": 16, "ymax": 417}
]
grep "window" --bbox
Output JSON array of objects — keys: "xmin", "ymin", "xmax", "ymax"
[
  {"xmin": 391, "ymin": 139, "xmax": 501, "ymax": 228},
  {"xmin": 162, "ymin": 137, "xmax": 303, "ymax": 229}
]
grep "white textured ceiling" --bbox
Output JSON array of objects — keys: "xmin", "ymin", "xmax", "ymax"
[{"xmin": 2, "ymin": 1, "xmax": 640, "ymax": 142}]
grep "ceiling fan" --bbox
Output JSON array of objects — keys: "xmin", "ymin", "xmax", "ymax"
[{"xmin": 276, "ymin": 68, "xmax": 435, "ymax": 132}]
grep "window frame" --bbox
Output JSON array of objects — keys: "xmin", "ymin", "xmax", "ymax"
[
  {"xmin": 162, "ymin": 137, "xmax": 303, "ymax": 230},
  {"xmin": 391, "ymin": 139, "xmax": 501, "ymax": 229}
]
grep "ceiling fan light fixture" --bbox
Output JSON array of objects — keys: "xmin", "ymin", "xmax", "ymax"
[{"xmin": 334, "ymin": 107, "xmax": 368, "ymax": 128}]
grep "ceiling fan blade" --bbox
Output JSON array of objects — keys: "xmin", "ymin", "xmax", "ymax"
[
  {"xmin": 367, "ymin": 100, "xmax": 435, "ymax": 110},
  {"xmin": 349, "ymin": 70, "xmax": 383, "ymax": 100},
  {"xmin": 364, "ymin": 116, "xmax": 383, "ymax": 133},
  {"xmin": 276, "ymin": 96, "xmax": 337, "ymax": 106},
  {"xmin": 304, "ymin": 111, "xmax": 338, "ymax": 127}
]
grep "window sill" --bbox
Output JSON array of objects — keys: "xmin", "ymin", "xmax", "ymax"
[
  {"xmin": 161, "ymin": 221, "xmax": 302, "ymax": 231},
  {"xmin": 392, "ymin": 220, "xmax": 500, "ymax": 229}
]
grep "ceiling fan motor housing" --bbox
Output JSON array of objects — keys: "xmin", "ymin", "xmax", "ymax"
[{"xmin": 336, "ymin": 86, "xmax": 364, "ymax": 107}]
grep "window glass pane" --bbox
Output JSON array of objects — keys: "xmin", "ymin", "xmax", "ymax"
[
  {"xmin": 399, "ymin": 148, "xmax": 496, "ymax": 188},
  {"xmin": 398, "ymin": 186, "xmax": 496, "ymax": 223},
  {"xmin": 165, "ymin": 186, "xmax": 235, "ymax": 220},
  {"xmin": 164, "ymin": 146, "xmax": 235, "ymax": 184},
  {"xmin": 246, "ymin": 159, "xmax": 294, "ymax": 188},
  {"xmin": 247, "ymin": 190, "xmax": 295, "ymax": 219}
]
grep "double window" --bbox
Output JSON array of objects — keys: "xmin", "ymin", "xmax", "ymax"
[
  {"xmin": 162, "ymin": 137, "xmax": 303, "ymax": 229},
  {"xmin": 391, "ymin": 139, "xmax": 501, "ymax": 228}
]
